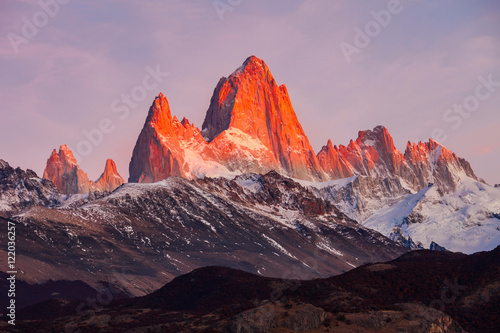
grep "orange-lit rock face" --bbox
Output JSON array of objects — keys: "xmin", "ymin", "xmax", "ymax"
[
  {"xmin": 209, "ymin": 127, "xmax": 278, "ymax": 175},
  {"xmin": 317, "ymin": 140, "xmax": 353, "ymax": 179},
  {"xmin": 355, "ymin": 126, "xmax": 405, "ymax": 176},
  {"xmin": 43, "ymin": 145, "xmax": 93, "ymax": 194},
  {"xmin": 43, "ymin": 146, "xmax": 125, "ymax": 194},
  {"xmin": 128, "ymin": 56, "xmax": 479, "ymax": 192},
  {"xmin": 404, "ymin": 139, "xmax": 456, "ymax": 165},
  {"xmin": 323, "ymin": 126, "xmax": 405, "ymax": 178},
  {"xmin": 130, "ymin": 56, "xmax": 327, "ymax": 183},
  {"xmin": 202, "ymin": 56, "xmax": 325, "ymax": 181},
  {"xmin": 95, "ymin": 159, "xmax": 124, "ymax": 192},
  {"xmin": 173, "ymin": 117, "xmax": 216, "ymax": 162},
  {"xmin": 319, "ymin": 125, "xmax": 478, "ymax": 192},
  {"xmin": 402, "ymin": 138, "xmax": 478, "ymax": 191},
  {"xmin": 129, "ymin": 93, "xmax": 187, "ymax": 183}
]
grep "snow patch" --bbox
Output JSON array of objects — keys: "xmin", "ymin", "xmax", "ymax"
[
  {"xmin": 262, "ymin": 234, "xmax": 298, "ymax": 259},
  {"xmin": 296, "ymin": 176, "xmax": 358, "ymax": 190},
  {"xmin": 316, "ymin": 241, "xmax": 343, "ymax": 257},
  {"xmin": 362, "ymin": 179, "xmax": 500, "ymax": 254}
]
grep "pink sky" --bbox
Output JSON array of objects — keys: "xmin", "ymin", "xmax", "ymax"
[{"xmin": 1, "ymin": 0, "xmax": 499, "ymax": 184}]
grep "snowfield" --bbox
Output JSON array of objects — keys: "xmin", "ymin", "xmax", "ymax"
[
  {"xmin": 362, "ymin": 177, "xmax": 500, "ymax": 254},
  {"xmin": 104, "ymin": 171, "xmax": 500, "ymax": 255}
]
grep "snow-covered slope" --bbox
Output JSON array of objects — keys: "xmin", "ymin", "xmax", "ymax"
[
  {"xmin": 10, "ymin": 171, "xmax": 406, "ymax": 296},
  {"xmin": 0, "ymin": 159, "xmax": 62, "ymax": 216},
  {"xmin": 362, "ymin": 186, "xmax": 434, "ymax": 236},
  {"xmin": 362, "ymin": 177, "xmax": 500, "ymax": 254},
  {"xmin": 307, "ymin": 175, "xmax": 413, "ymax": 222}
]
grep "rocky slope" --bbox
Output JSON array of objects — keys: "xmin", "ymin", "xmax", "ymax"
[
  {"xmin": 301, "ymin": 168, "xmax": 499, "ymax": 253},
  {"xmin": 307, "ymin": 126, "xmax": 491, "ymax": 251},
  {"xmin": 130, "ymin": 56, "xmax": 327, "ymax": 183},
  {"xmin": 363, "ymin": 177, "xmax": 500, "ymax": 254},
  {"xmin": 5, "ymin": 171, "xmax": 406, "ymax": 299},
  {"xmin": 129, "ymin": 57, "xmax": 479, "ymax": 195},
  {"xmin": 305, "ymin": 174, "xmax": 412, "ymax": 222},
  {"xmin": 202, "ymin": 55, "xmax": 326, "ymax": 181},
  {"xmin": 126, "ymin": 57, "xmax": 488, "ymax": 252},
  {"xmin": 43, "ymin": 145, "xmax": 124, "ymax": 194},
  {"xmin": 8, "ymin": 246, "xmax": 499, "ymax": 333},
  {"xmin": 95, "ymin": 159, "xmax": 125, "ymax": 192},
  {"xmin": 0, "ymin": 270, "xmax": 112, "ymax": 311},
  {"xmin": 0, "ymin": 160, "xmax": 61, "ymax": 217}
]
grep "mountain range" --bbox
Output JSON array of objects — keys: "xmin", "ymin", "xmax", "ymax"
[
  {"xmin": 1, "ymin": 56, "xmax": 499, "ymax": 327},
  {"xmin": 43, "ymin": 145, "xmax": 124, "ymax": 194},
  {"xmin": 43, "ymin": 56, "xmax": 479, "ymax": 195},
  {"xmin": 35, "ymin": 55, "xmax": 499, "ymax": 254},
  {"xmin": 0, "ymin": 167, "xmax": 406, "ymax": 300},
  {"xmin": 126, "ymin": 55, "xmax": 479, "ymax": 194}
]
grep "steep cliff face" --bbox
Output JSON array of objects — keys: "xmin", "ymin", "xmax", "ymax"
[
  {"xmin": 43, "ymin": 145, "xmax": 123, "ymax": 194},
  {"xmin": 318, "ymin": 126, "xmax": 405, "ymax": 179},
  {"xmin": 95, "ymin": 159, "xmax": 124, "ymax": 192},
  {"xmin": 403, "ymin": 139, "xmax": 478, "ymax": 192},
  {"xmin": 350, "ymin": 126, "xmax": 406, "ymax": 178},
  {"xmin": 130, "ymin": 56, "xmax": 327, "ymax": 183},
  {"xmin": 317, "ymin": 140, "xmax": 354, "ymax": 179},
  {"xmin": 128, "ymin": 93, "xmax": 221, "ymax": 182},
  {"xmin": 320, "ymin": 126, "xmax": 408, "ymax": 181},
  {"xmin": 202, "ymin": 56, "xmax": 326, "ymax": 181},
  {"xmin": 43, "ymin": 145, "xmax": 94, "ymax": 194},
  {"xmin": 128, "ymin": 93, "xmax": 187, "ymax": 183},
  {"xmin": 129, "ymin": 57, "xmax": 480, "ymax": 190},
  {"xmin": 313, "ymin": 125, "xmax": 482, "ymax": 229},
  {"xmin": 318, "ymin": 126, "xmax": 479, "ymax": 194}
]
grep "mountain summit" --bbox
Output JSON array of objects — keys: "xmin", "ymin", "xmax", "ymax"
[
  {"xmin": 129, "ymin": 93, "xmax": 187, "ymax": 183},
  {"xmin": 95, "ymin": 159, "xmax": 125, "ymax": 192},
  {"xmin": 130, "ymin": 56, "xmax": 327, "ymax": 182},
  {"xmin": 127, "ymin": 56, "xmax": 481, "ymax": 194},
  {"xmin": 318, "ymin": 125, "xmax": 478, "ymax": 193},
  {"xmin": 43, "ymin": 145, "xmax": 94, "ymax": 194},
  {"xmin": 202, "ymin": 55, "xmax": 325, "ymax": 180},
  {"xmin": 43, "ymin": 145, "xmax": 123, "ymax": 194},
  {"xmin": 128, "ymin": 92, "xmax": 215, "ymax": 183}
]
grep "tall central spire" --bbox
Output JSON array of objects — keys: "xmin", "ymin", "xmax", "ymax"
[{"xmin": 202, "ymin": 55, "xmax": 326, "ymax": 181}]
